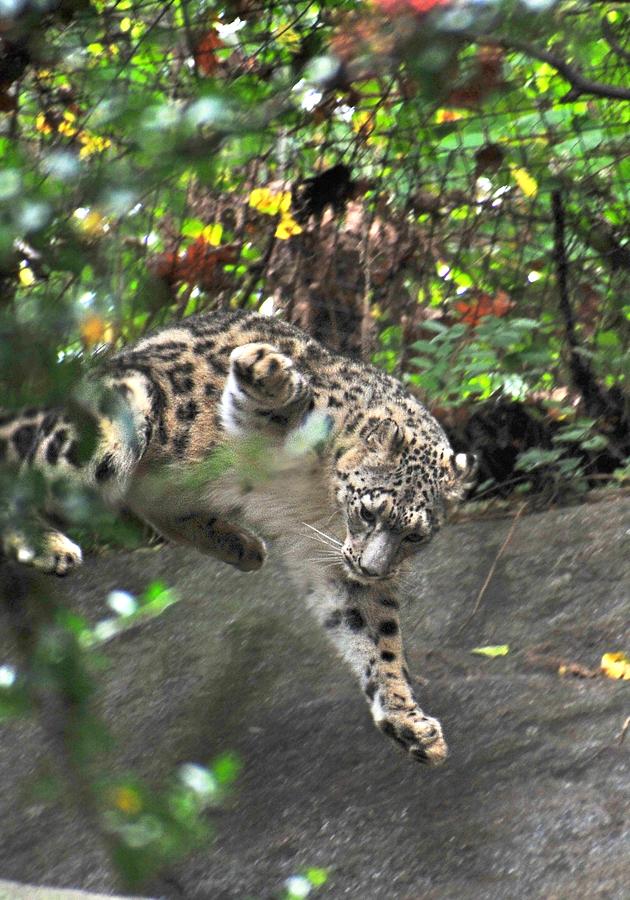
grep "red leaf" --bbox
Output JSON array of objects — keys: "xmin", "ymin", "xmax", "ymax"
[
  {"xmin": 151, "ymin": 240, "xmax": 238, "ymax": 290},
  {"xmin": 149, "ymin": 251, "xmax": 179, "ymax": 284},
  {"xmin": 376, "ymin": 0, "xmax": 450, "ymax": 13}
]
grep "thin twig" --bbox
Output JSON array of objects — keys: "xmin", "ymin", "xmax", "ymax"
[
  {"xmin": 237, "ymin": 229, "xmax": 277, "ymax": 307},
  {"xmin": 456, "ymin": 503, "xmax": 525, "ymax": 633},
  {"xmin": 551, "ymin": 191, "xmax": 622, "ymax": 446}
]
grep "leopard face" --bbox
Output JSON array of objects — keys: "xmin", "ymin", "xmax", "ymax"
[{"xmin": 333, "ymin": 413, "xmax": 474, "ymax": 583}]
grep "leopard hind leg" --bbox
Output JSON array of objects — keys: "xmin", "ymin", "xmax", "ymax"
[
  {"xmin": 0, "ymin": 373, "xmax": 153, "ymax": 575},
  {"xmin": 1, "ymin": 407, "xmax": 86, "ymax": 574},
  {"xmin": 222, "ymin": 342, "xmax": 313, "ymax": 437}
]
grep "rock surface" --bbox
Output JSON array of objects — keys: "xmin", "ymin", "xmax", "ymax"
[
  {"xmin": 0, "ymin": 497, "xmax": 628, "ymax": 899},
  {"xmin": 0, "ymin": 881, "xmax": 148, "ymax": 900}
]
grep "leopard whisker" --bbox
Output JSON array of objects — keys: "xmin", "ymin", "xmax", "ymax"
[
  {"xmin": 302, "ymin": 533, "xmax": 340, "ymax": 551},
  {"xmin": 308, "ymin": 547, "xmax": 341, "ymax": 555},
  {"xmin": 310, "ymin": 560, "xmax": 343, "ymax": 571},
  {"xmin": 308, "ymin": 553, "xmax": 342, "ymax": 562},
  {"xmin": 302, "ymin": 521, "xmax": 343, "ymax": 547}
]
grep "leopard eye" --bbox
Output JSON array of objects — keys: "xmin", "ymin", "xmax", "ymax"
[
  {"xmin": 404, "ymin": 532, "xmax": 426, "ymax": 544},
  {"xmin": 360, "ymin": 504, "xmax": 376, "ymax": 524}
]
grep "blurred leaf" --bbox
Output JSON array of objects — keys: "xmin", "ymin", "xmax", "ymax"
[
  {"xmin": 509, "ymin": 165, "xmax": 538, "ymax": 198},
  {"xmin": 600, "ymin": 652, "xmax": 630, "ymax": 680},
  {"xmin": 470, "ymin": 645, "xmax": 510, "ymax": 657}
]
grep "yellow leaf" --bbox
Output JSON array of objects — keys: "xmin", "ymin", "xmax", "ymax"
[
  {"xmin": 353, "ymin": 110, "xmax": 374, "ymax": 137},
  {"xmin": 510, "ymin": 165, "xmax": 538, "ymax": 198},
  {"xmin": 601, "ymin": 652, "xmax": 630, "ymax": 680},
  {"xmin": 78, "ymin": 131, "xmax": 112, "ymax": 158},
  {"xmin": 250, "ymin": 188, "xmax": 279, "ymax": 214},
  {"xmin": 276, "ymin": 26, "xmax": 301, "ymax": 49},
  {"xmin": 470, "ymin": 645, "xmax": 510, "ymax": 657},
  {"xmin": 435, "ymin": 108, "xmax": 465, "ymax": 123},
  {"xmin": 74, "ymin": 208, "xmax": 106, "ymax": 235},
  {"xmin": 275, "ymin": 213, "xmax": 302, "ymax": 240},
  {"xmin": 201, "ymin": 223, "xmax": 223, "ymax": 245},
  {"xmin": 249, "ymin": 188, "xmax": 293, "ymax": 217},
  {"xmin": 58, "ymin": 120, "xmax": 78, "ymax": 138},
  {"xmin": 278, "ymin": 191, "xmax": 292, "ymax": 214},
  {"xmin": 35, "ymin": 113, "xmax": 53, "ymax": 135},
  {"xmin": 18, "ymin": 263, "xmax": 35, "ymax": 286},
  {"xmin": 248, "ymin": 188, "xmax": 270, "ymax": 210}
]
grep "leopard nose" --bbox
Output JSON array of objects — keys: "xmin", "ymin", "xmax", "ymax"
[
  {"xmin": 360, "ymin": 561, "xmax": 385, "ymax": 577},
  {"xmin": 360, "ymin": 531, "xmax": 397, "ymax": 577}
]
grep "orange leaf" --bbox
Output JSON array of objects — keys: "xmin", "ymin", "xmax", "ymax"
[
  {"xmin": 80, "ymin": 314, "xmax": 113, "ymax": 348},
  {"xmin": 182, "ymin": 238, "xmax": 238, "ymax": 288},
  {"xmin": 195, "ymin": 30, "xmax": 223, "ymax": 76},
  {"xmin": 150, "ymin": 240, "xmax": 237, "ymax": 289},
  {"xmin": 455, "ymin": 290, "xmax": 514, "ymax": 326}
]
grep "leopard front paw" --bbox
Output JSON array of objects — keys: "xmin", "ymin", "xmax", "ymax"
[
  {"xmin": 232, "ymin": 533, "xmax": 267, "ymax": 572},
  {"xmin": 230, "ymin": 342, "xmax": 306, "ymax": 408},
  {"xmin": 377, "ymin": 710, "xmax": 448, "ymax": 767},
  {"xmin": 2, "ymin": 529, "xmax": 83, "ymax": 576},
  {"xmin": 210, "ymin": 525, "xmax": 267, "ymax": 573}
]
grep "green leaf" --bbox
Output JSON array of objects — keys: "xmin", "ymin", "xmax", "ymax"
[
  {"xmin": 212, "ymin": 752, "xmax": 241, "ymax": 786},
  {"xmin": 306, "ymin": 868, "xmax": 328, "ymax": 887},
  {"xmin": 515, "ymin": 448, "xmax": 564, "ymax": 471}
]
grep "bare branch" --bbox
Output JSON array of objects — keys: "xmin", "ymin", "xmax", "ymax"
[{"xmin": 475, "ymin": 35, "xmax": 630, "ymax": 102}]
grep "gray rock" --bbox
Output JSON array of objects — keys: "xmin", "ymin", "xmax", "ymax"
[
  {"xmin": 1, "ymin": 497, "xmax": 628, "ymax": 899},
  {"xmin": 0, "ymin": 879, "xmax": 150, "ymax": 900}
]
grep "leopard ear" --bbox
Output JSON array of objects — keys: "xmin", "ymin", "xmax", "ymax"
[
  {"xmin": 366, "ymin": 419, "xmax": 405, "ymax": 455},
  {"xmin": 454, "ymin": 452, "xmax": 477, "ymax": 482},
  {"xmin": 444, "ymin": 451, "xmax": 477, "ymax": 500}
]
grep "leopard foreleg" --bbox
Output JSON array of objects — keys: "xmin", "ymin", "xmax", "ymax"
[
  {"xmin": 309, "ymin": 579, "xmax": 448, "ymax": 766},
  {"xmin": 147, "ymin": 511, "xmax": 266, "ymax": 572}
]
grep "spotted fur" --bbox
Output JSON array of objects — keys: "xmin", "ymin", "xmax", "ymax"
[{"xmin": 0, "ymin": 311, "xmax": 474, "ymax": 765}]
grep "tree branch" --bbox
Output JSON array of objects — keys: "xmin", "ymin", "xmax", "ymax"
[
  {"xmin": 601, "ymin": 15, "xmax": 630, "ymax": 64},
  {"xmin": 475, "ymin": 35, "xmax": 630, "ymax": 102}
]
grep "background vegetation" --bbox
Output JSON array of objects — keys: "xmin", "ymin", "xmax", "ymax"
[{"xmin": 0, "ymin": 0, "xmax": 628, "ymax": 891}]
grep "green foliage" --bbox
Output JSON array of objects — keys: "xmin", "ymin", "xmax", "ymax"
[
  {"xmin": 75, "ymin": 580, "xmax": 180, "ymax": 646},
  {"xmin": 283, "ymin": 868, "xmax": 329, "ymax": 899},
  {"xmin": 0, "ymin": 570, "xmax": 233, "ymax": 889},
  {"xmin": 406, "ymin": 317, "xmax": 550, "ymax": 406}
]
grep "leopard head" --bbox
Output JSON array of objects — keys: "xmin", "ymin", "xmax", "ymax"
[{"xmin": 333, "ymin": 411, "xmax": 475, "ymax": 583}]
